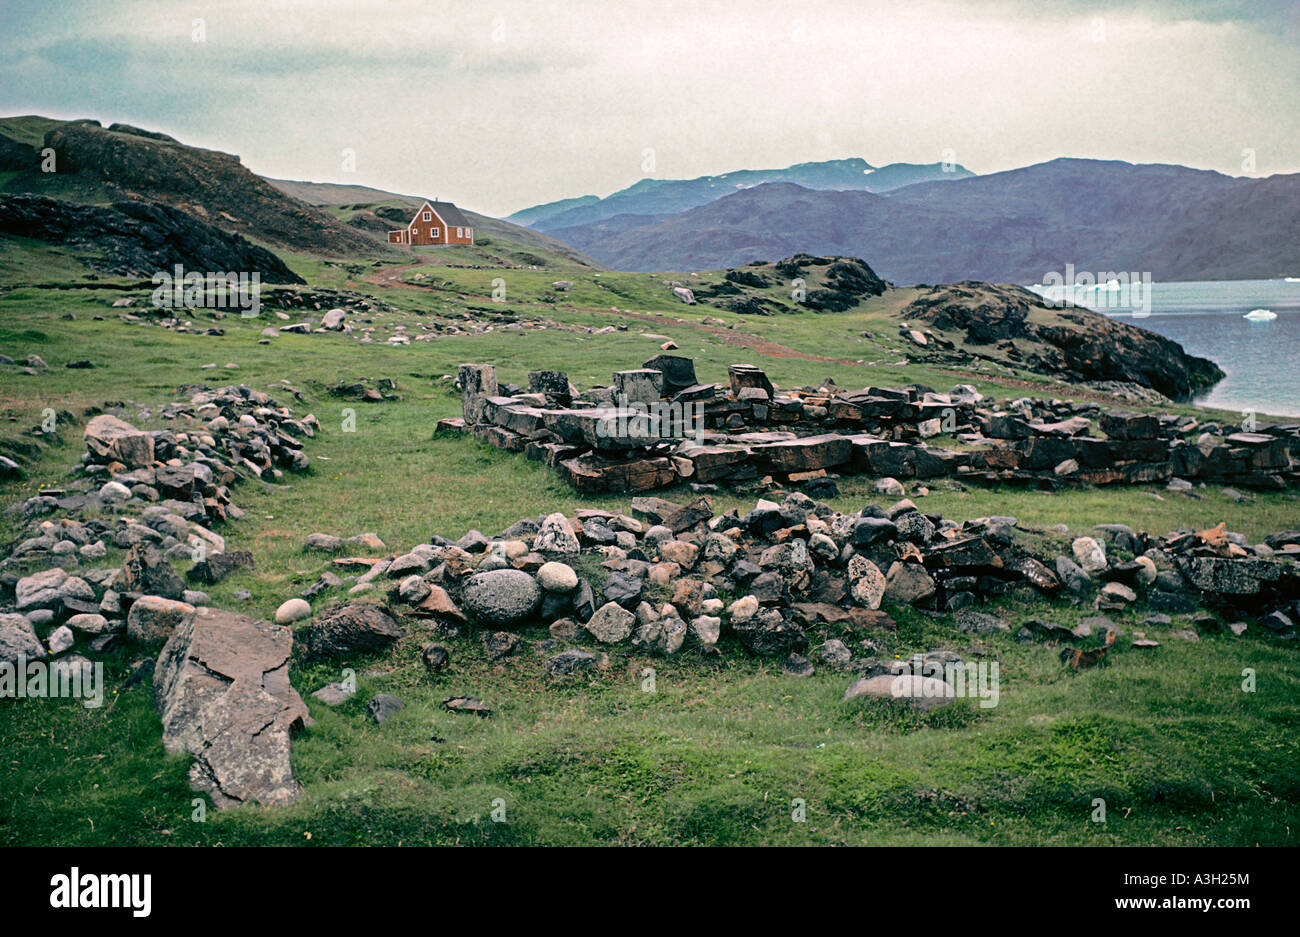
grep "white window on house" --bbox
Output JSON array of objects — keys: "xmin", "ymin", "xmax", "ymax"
[
  {"xmin": 423, "ymin": 211, "xmax": 431, "ymax": 221},
  {"xmin": 431, "ymin": 229, "xmax": 440, "ymax": 238}
]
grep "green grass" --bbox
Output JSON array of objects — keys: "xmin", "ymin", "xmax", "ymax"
[{"xmin": 0, "ymin": 248, "xmax": 1297, "ymax": 846}]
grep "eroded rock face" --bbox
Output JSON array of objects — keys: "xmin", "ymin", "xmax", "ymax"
[{"xmin": 153, "ymin": 607, "xmax": 308, "ymax": 809}]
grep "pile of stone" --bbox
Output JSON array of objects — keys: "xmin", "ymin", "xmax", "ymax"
[
  {"xmin": 320, "ymin": 494, "xmax": 1297, "ymax": 689},
  {"xmin": 445, "ymin": 358, "xmax": 1298, "ymax": 495},
  {"xmin": 0, "ymin": 384, "xmax": 318, "ymax": 673}
]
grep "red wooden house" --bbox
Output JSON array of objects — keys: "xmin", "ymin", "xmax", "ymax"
[{"xmin": 387, "ymin": 199, "xmax": 474, "ymax": 246}]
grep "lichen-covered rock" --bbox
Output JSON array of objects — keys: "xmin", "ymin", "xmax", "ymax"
[
  {"xmin": 546, "ymin": 648, "xmax": 599, "ymax": 677},
  {"xmin": 848, "ymin": 556, "xmax": 887, "ymax": 609},
  {"xmin": 15, "ymin": 568, "xmax": 94, "ymax": 611},
  {"xmin": 883, "ymin": 561, "xmax": 936, "ymax": 605},
  {"xmin": 535, "ymin": 513, "xmax": 580, "ymax": 554},
  {"xmin": 732, "ymin": 608, "xmax": 807, "ymax": 656},
  {"xmin": 120, "ymin": 543, "xmax": 186, "ymax": 600},
  {"xmin": 1071, "ymin": 536, "xmax": 1107, "ymax": 573},
  {"xmin": 0, "ymin": 613, "xmax": 44, "ymax": 664},
  {"xmin": 584, "ymin": 601, "xmax": 635, "ymax": 644}
]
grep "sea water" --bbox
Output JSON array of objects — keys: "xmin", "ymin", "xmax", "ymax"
[{"xmin": 1028, "ymin": 279, "xmax": 1300, "ymax": 418}]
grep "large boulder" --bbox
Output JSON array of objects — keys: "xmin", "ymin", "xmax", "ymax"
[
  {"xmin": 154, "ymin": 607, "xmax": 308, "ymax": 809},
  {"xmin": 83, "ymin": 414, "xmax": 155, "ymax": 468},
  {"xmin": 296, "ymin": 602, "xmax": 404, "ymax": 661},
  {"xmin": 460, "ymin": 569, "xmax": 542, "ymax": 628},
  {"xmin": 1177, "ymin": 557, "xmax": 1288, "ymax": 595}
]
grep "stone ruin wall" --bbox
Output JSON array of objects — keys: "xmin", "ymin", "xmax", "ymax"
[{"xmin": 441, "ymin": 356, "xmax": 1298, "ymax": 496}]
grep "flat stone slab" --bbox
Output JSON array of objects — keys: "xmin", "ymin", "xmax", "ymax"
[
  {"xmin": 153, "ymin": 607, "xmax": 308, "ymax": 809},
  {"xmin": 748, "ymin": 433, "xmax": 852, "ymax": 473}
]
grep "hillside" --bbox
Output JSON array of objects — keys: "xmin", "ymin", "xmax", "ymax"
[
  {"xmin": 542, "ymin": 159, "xmax": 1300, "ymax": 282},
  {"xmin": 0, "ymin": 116, "xmax": 393, "ymax": 259},
  {"xmin": 267, "ymin": 178, "xmax": 606, "ymax": 269},
  {"xmin": 512, "ymin": 157, "xmax": 974, "ymax": 230},
  {"xmin": 0, "ymin": 193, "xmax": 305, "ymax": 282}
]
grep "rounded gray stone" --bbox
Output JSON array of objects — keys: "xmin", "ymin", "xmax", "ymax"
[{"xmin": 461, "ymin": 569, "xmax": 542, "ymax": 628}]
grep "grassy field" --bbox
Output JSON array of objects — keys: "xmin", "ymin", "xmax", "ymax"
[{"xmin": 1, "ymin": 239, "xmax": 1297, "ymax": 846}]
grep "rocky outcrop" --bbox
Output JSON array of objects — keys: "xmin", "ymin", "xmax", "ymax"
[
  {"xmin": 901, "ymin": 282, "xmax": 1224, "ymax": 398},
  {"xmin": 0, "ymin": 194, "xmax": 304, "ymax": 282},
  {"xmin": 153, "ymin": 607, "xmax": 308, "ymax": 809},
  {"xmin": 35, "ymin": 119, "xmax": 387, "ymax": 258}
]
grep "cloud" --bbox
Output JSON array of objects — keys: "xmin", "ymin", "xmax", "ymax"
[{"xmin": 0, "ymin": 0, "xmax": 1296, "ymax": 216}]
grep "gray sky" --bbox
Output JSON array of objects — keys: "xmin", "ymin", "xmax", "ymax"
[{"xmin": 1, "ymin": 0, "xmax": 1297, "ymax": 217}]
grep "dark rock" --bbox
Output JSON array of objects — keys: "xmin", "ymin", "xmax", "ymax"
[
  {"xmin": 954, "ymin": 608, "xmax": 1010, "ymax": 635},
  {"xmin": 296, "ymin": 602, "xmax": 404, "ymax": 662},
  {"xmin": 443, "ymin": 695, "xmax": 491, "ymax": 717},
  {"xmin": 781, "ymin": 652, "xmax": 815, "ymax": 677},
  {"xmin": 546, "ymin": 648, "xmax": 599, "ymax": 677},
  {"xmin": 732, "ymin": 608, "xmax": 807, "ymax": 656},
  {"xmin": 1260, "ymin": 610, "xmax": 1295, "ymax": 634},
  {"xmin": 120, "ymin": 543, "xmax": 186, "ymax": 600},
  {"xmin": 483, "ymin": 631, "xmax": 522, "ymax": 660},
  {"xmin": 186, "ymin": 550, "xmax": 254, "ymax": 585},
  {"xmin": 601, "ymin": 571, "xmax": 644, "ymax": 608},
  {"xmin": 851, "ymin": 516, "xmax": 897, "ymax": 547},
  {"xmin": 1055, "ymin": 555, "xmax": 1091, "ymax": 593},
  {"xmin": 367, "ymin": 693, "xmax": 404, "ymax": 725},
  {"xmin": 423, "ymin": 644, "xmax": 449, "ymax": 674}
]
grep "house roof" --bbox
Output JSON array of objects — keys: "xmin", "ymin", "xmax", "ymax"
[{"xmin": 416, "ymin": 199, "xmax": 471, "ymax": 228}]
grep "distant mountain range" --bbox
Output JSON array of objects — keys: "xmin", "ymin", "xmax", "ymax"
[
  {"xmin": 529, "ymin": 158, "xmax": 1300, "ymax": 283},
  {"xmin": 5, "ymin": 115, "xmax": 1296, "ymax": 284},
  {"xmin": 510, "ymin": 158, "xmax": 974, "ymax": 230}
]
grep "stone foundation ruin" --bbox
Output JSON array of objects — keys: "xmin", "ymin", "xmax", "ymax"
[{"xmin": 442, "ymin": 357, "xmax": 1298, "ymax": 495}]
